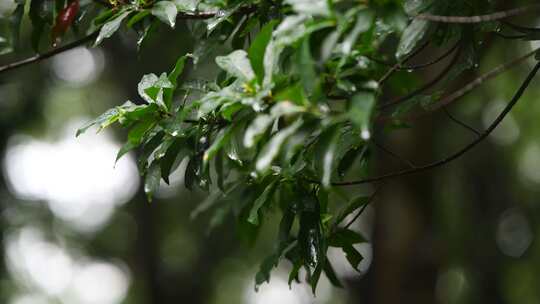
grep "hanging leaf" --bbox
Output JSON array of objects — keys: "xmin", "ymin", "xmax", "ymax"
[
  {"xmin": 151, "ymin": 1, "xmax": 178, "ymax": 28},
  {"xmin": 248, "ymin": 20, "xmax": 278, "ymax": 84},
  {"xmin": 396, "ymin": 19, "xmax": 429, "ymax": 59},
  {"xmin": 247, "ymin": 180, "xmax": 278, "ymax": 225},
  {"xmin": 96, "ymin": 10, "xmax": 131, "ymax": 45}
]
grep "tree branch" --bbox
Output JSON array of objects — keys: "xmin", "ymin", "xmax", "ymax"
[
  {"xmin": 430, "ymin": 47, "xmax": 539, "ymax": 110},
  {"xmin": 333, "ymin": 61, "xmax": 540, "ymax": 186},
  {"xmin": 415, "ymin": 4, "xmax": 540, "ymax": 23},
  {"xmin": 0, "ymin": 31, "xmax": 99, "ymax": 74}
]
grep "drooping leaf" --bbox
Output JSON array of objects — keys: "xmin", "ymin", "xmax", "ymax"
[
  {"xmin": 323, "ymin": 260, "xmax": 343, "ymax": 288},
  {"xmin": 96, "ymin": 10, "xmax": 131, "ymax": 45},
  {"xmin": 203, "ymin": 126, "xmax": 235, "ymax": 167},
  {"xmin": 396, "ymin": 19, "xmax": 429, "ymax": 59},
  {"xmin": 328, "ymin": 228, "xmax": 367, "ymax": 247},
  {"xmin": 248, "ymin": 20, "xmax": 278, "ymax": 84},
  {"xmin": 256, "ymin": 119, "xmax": 303, "ymax": 172},
  {"xmin": 343, "ymin": 245, "xmax": 363, "ymax": 271},
  {"xmin": 243, "ymin": 114, "xmax": 273, "ymax": 148},
  {"xmin": 349, "ymin": 92, "xmax": 375, "ymax": 140},
  {"xmin": 247, "ymin": 180, "xmax": 278, "ymax": 225},
  {"xmin": 160, "ymin": 137, "xmax": 187, "ymax": 184},
  {"xmin": 144, "ymin": 162, "xmax": 161, "ymax": 202},
  {"xmin": 151, "ymin": 1, "xmax": 178, "ymax": 28},
  {"xmin": 115, "ymin": 119, "xmax": 156, "ymax": 162}
]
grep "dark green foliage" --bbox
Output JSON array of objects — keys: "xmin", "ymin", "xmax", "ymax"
[{"xmin": 5, "ymin": 0, "xmax": 540, "ymax": 294}]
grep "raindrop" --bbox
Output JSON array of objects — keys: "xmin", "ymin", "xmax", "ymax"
[{"xmin": 361, "ymin": 130, "xmax": 371, "ymax": 140}]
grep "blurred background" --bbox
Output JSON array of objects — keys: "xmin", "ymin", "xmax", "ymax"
[{"xmin": 1, "ymin": 11, "xmax": 540, "ymax": 304}]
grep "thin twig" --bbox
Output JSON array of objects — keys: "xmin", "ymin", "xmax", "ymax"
[
  {"xmin": 379, "ymin": 43, "xmax": 462, "ymax": 110},
  {"xmin": 0, "ymin": 31, "xmax": 98, "ymax": 74},
  {"xmin": 379, "ymin": 41, "xmax": 429, "ymax": 84},
  {"xmin": 372, "ymin": 140, "xmax": 416, "ymax": 169},
  {"xmin": 332, "ymin": 62, "xmax": 540, "ymax": 186},
  {"xmin": 370, "ymin": 41, "xmax": 460, "ymax": 71},
  {"xmin": 343, "ymin": 184, "xmax": 382, "ymax": 229},
  {"xmin": 443, "ymin": 107, "xmax": 481, "ymax": 136},
  {"xmin": 415, "ymin": 4, "xmax": 540, "ymax": 23}
]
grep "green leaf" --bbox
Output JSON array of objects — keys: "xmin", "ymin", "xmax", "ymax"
[
  {"xmin": 127, "ymin": 10, "xmax": 151, "ymax": 28},
  {"xmin": 299, "ymin": 195, "xmax": 324, "ymax": 269},
  {"xmin": 96, "ymin": 11, "xmax": 131, "ymax": 45},
  {"xmin": 173, "ymin": 0, "xmax": 198, "ymax": 12},
  {"xmin": 313, "ymin": 125, "xmax": 342, "ymax": 189},
  {"xmin": 323, "ymin": 260, "xmax": 343, "ymax": 288},
  {"xmin": 115, "ymin": 119, "xmax": 156, "ymax": 162},
  {"xmin": 151, "ymin": 1, "xmax": 178, "ymax": 28},
  {"xmin": 144, "ymin": 162, "xmax": 161, "ymax": 202},
  {"xmin": 285, "ymin": 0, "xmax": 330, "ymax": 17},
  {"xmin": 160, "ymin": 137, "xmax": 187, "ymax": 184},
  {"xmin": 216, "ymin": 50, "xmax": 255, "ymax": 82},
  {"xmin": 248, "ymin": 20, "xmax": 278, "ymax": 84},
  {"xmin": 278, "ymin": 206, "xmax": 295, "ymax": 248},
  {"xmin": 255, "ymin": 253, "xmax": 279, "ymax": 288},
  {"xmin": 205, "ymin": 2, "xmax": 242, "ymax": 34},
  {"xmin": 296, "ymin": 36, "xmax": 317, "ymax": 97},
  {"xmin": 256, "ymin": 119, "xmax": 303, "ymax": 172},
  {"xmin": 243, "ymin": 114, "xmax": 273, "ymax": 148},
  {"xmin": 396, "ymin": 19, "xmax": 429, "ymax": 60},
  {"xmin": 274, "ymin": 83, "xmax": 308, "ymax": 106},
  {"xmin": 341, "ymin": 10, "xmax": 374, "ymax": 54},
  {"xmin": 138, "ymin": 131, "xmax": 165, "ymax": 172},
  {"xmin": 343, "ymin": 245, "xmax": 363, "ymax": 271},
  {"xmin": 349, "ymin": 92, "xmax": 375, "ymax": 140},
  {"xmin": 203, "ymin": 126, "xmax": 235, "ymax": 167},
  {"xmin": 309, "ymin": 264, "xmax": 323, "ymax": 294},
  {"xmin": 164, "ymin": 55, "xmax": 190, "ymax": 108},
  {"xmin": 76, "ymin": 108, "xmax": 120, "ymax": 137},
  {"xmin": 247, "ymin": 181, "xmax": 278, "ymax": 226},
  {"xmin": 328, "ymin": 228, "xmax": 367, "ymax": 247},
  {"xmin": 138, "ymin": 73, "xmax": 173, "ymax": 110}
]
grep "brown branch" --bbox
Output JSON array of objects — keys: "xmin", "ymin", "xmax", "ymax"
[
  {"xmin": 415, "ymin": 4, "xmax": 540, "ymax": 23},
  {"xmin": 332, "ymin": 61, "xmax": 540, "ymax": 186},
  {"xmin": 442, "ymin": 107, "xmax": 481, "ymax": 136},
  {"xmin": 0, "ymin": 31, "xmax": 99, "ymax": 74},
  {"xmin": 430, "ymin": 47, "xmax": 539, "ymax": 110}
]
